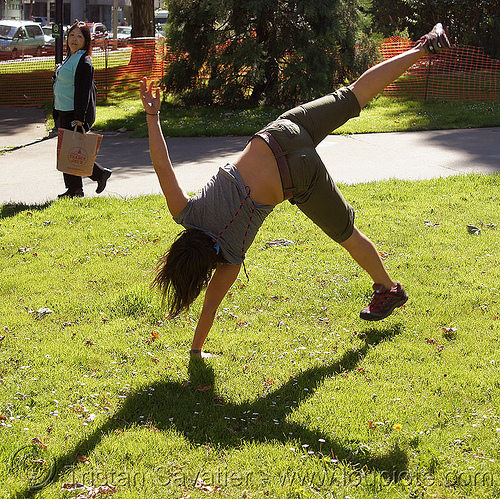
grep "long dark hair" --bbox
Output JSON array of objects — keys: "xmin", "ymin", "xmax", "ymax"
[
  {"xmin": 66, "ymin": 21, "xmax": 92, "ymax": 56},
  {"xmin": 152, "ymin": 229, "xmax": 221, "ymax": 318}
]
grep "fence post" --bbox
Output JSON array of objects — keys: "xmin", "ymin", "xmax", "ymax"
[
  {"xmin": 104, "ymin": 38, "xmax": 108, "ymax": 101},
  {"xmin": 424, "ymin": 56, "xmax": 433, "ymax": 101},
  {"xmin": 161, "ymin": 41, "xmax": 166, "ymax": 96},
  {"xmin": 54, "ymin": 0, "xmax": 63, "ymax": 64}
]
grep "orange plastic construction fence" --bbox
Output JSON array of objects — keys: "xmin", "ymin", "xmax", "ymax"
[
  {"xmin": 380, "ymin": 37, "xmax": 500, "ymax": 101},
  {"xmin": 0, "ymin": 38, "xmax": 169, "ymax": 107},
  {"xmin": 0, "ymin": 37, "xmax": 498, "ymax": 107}
]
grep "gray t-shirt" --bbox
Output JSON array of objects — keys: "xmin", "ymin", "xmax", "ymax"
[{"xmin": 174, "ymin": 163, "xmax": 273, "ymax": 265}]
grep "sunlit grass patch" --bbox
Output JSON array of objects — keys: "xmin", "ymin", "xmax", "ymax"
[
  {"xmin": 1, "ymin": 174, "xmax": 499, "ymax": 498},
  {"xmin": 90, "ymin": 95, "xmax": 500, "ymax": 138}
]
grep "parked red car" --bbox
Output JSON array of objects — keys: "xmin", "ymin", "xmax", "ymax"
[{"xmin": 86, "ymin": 23, "xmax": 108, "ymax": 49}]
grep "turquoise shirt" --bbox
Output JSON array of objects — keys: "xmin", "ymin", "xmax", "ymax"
[{"xmin": 53, "ymin": 50, "xmax": 85, "ymax": 111}]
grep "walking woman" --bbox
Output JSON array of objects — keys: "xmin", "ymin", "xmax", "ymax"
[
  {"xmin": 141, "ymin": 24, "xmax": 450, "ymax": 358},
  {"xmin": 53, "ymin": 21, "xmax": 111, "ymax": 198}
]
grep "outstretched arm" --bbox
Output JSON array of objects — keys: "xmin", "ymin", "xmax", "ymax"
[
  {"xmin": 190, "ymin": 264, "xmax": 241, "ymax": 358},
  {"xmin": 140, "ymin": 77, "xmax": 188, "ymax": 218}
]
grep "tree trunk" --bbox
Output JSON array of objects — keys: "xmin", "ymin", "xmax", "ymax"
[
  {"xmin": 28, "ymin": 0, "xmax": 35, "ymax": 20},
  {"xmin": 131, "ymin": 0, "xmax": 155, "ymax": 38}
]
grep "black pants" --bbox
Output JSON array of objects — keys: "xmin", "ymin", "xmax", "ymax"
[{"xmin": 54, "ymin": 110, "xmax": 107, "ymax": 192}]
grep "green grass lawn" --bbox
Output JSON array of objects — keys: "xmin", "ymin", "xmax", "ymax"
[
  {"xmin": 1, "ymin": 173, "xmax": 499, "ymax": 498},
  {"xmin": 0, "ymin": 49, "xmax": 132, "ymax": 73}
]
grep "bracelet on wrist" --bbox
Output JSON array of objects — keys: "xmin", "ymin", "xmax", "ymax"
[{"xmin": 146, "ymin": 111, "xmax": 160, "ymax": 116}]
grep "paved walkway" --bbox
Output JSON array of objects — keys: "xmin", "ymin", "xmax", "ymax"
[{"xmin": 1, "ymin": 107, "xmax": 499, "ymax": 205}]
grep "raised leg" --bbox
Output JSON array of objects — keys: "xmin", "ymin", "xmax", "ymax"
[
  {"xmin": 349, "ymin": 46, "xmax": 424, "ymax": 108},
  {"xmin": 350, "ymin": 23, "xmax": 450, "ymax": 108}
]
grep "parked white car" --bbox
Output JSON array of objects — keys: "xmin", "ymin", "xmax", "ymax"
[
  {"xmin": 0, "ymin": 20, "xmax": 45, "ymax": 58},
  {"xmin": 42, "ymin": 25, "xmax": 55, "ymax": 46},
  {"xmin": 116, "ymin": 25, "xmax": 132, "ymax": 39},
  {"xmin": 115, "ymin": 25, "xmax": 132, "ymax": 46}
]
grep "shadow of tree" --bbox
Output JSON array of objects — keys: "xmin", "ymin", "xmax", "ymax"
[
  {"xmin": 14, "ymin": 325, "xmax": 408, "ymax": 497},
  {"xmin": 0, "ymin": 201, "xmax": 52, "ymax": 219}
]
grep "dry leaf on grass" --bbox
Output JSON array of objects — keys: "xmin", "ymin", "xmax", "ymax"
[
  {"xmin": 61, "ymin": 483, "xmax": 117, "ymax": 499},
  {"xmin": 194, "ymin": 477, "xmax": 222, "ymax": 493},
  {"xmin": 31, "ymin": 437, "xmax": 47, "ymax": 450},
  {"xmin": 196, "ymin": 384, "xmax": 211, "ymax": 393}
]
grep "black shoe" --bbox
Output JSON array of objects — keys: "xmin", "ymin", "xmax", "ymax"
[
  {"xmin": 96, "ymin": 169, "xmax": 112, "ymax": 194},
  {"xmin": 58, "ymin": 189, "xmax": 84, "ymax": 199},
  {"xmin": 360, "ymin": 283, "xmax": 409, "ymax": 321},
  {"xmin": 416, "ymin": 23, "xmax": 451, "ymax": 55}
]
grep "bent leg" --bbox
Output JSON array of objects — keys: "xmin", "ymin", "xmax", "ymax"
[
  {"xmin": 277, "ymin": 87, "xmax": 361, "ymax": 147},
  {"xmin": 89, "ymin": 162, "xmax": 112, "ymax": 194},
  {"xmin": 89, "ymin": 161, "xmax": 105, "ymax": 182},
  {"xmin": 340, "ymin": 227, "xmax": 395, "ymax": 289},
  {"xmin": 63, "ymin": 172, "xmax": 83, "ymax": 191}
]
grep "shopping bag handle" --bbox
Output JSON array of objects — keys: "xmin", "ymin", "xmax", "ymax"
[{"xmin": 72, "ymin": 124, "xmax": 86, "ymax": 137}]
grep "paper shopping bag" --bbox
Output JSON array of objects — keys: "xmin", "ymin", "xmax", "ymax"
[{"xmin": 56, "ymin": 127, "xmax": 103, "ymax": 176}]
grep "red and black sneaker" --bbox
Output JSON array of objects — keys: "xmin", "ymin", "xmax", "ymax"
[
  {"xmin": 360, "ymin": 283, "xmax": 408, "ymax": 321},
  {"xmin": 415, "ymin": 23, "xmax": 451, "ymax": 55}
]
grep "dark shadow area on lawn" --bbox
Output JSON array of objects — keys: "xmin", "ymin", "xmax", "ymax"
[
  {"xmin": 0, "ymin": 201, "xmax": 52, "ymax": 219},
  {"xmin": 94, "ymin": 135, "xmax": 248, "ymax": 177},
  {"xmin": 12, "ymin": 324, "xmax": 408, "ymax": 497}
]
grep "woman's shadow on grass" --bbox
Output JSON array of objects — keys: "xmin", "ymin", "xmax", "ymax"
[{"xmin": 17, "ymin": 324, "xmax": 408, "ymax": 496}]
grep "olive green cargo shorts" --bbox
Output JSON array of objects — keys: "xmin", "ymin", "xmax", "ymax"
[{"xmin": 257, "ymin": 87, "xmax": 361, "ymax": 243}]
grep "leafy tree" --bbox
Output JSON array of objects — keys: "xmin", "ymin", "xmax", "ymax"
[
  {"xmin": 164, "ymin": 0, "xmax": 377, "ymax": 106},
  {"xmin": 371, "ymin": 0, "xmax": 500, "ymax": 58},
  {"xmin": 404, "ymin": 0, "xmax": 500, "ymax": 58},
  {"xmin": 369, "ymin": 0, "xmax": 413, "ymax": 37}
]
